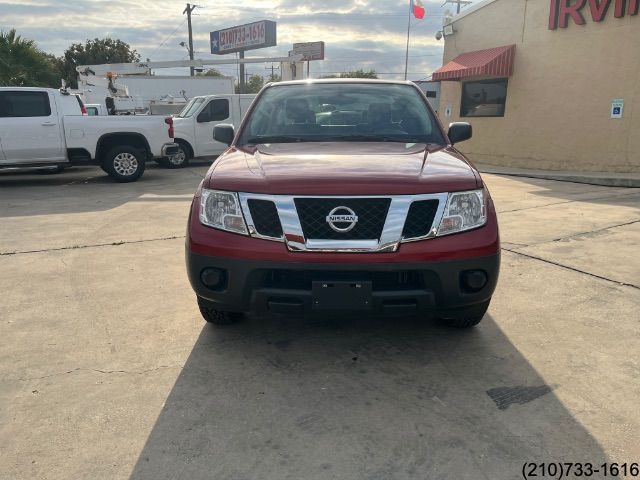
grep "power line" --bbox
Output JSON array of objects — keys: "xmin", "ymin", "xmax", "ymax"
[
  {"xmin": 197, "ymin": 8, "xmax": 446, "ymax": 18},
  {"xmin": 148, "ymin": 18, "xmax": 187, "ymax": 59}
]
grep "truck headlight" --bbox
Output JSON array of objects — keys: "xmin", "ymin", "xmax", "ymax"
[
  {"xmin": 437, "ymin": 189, "xmax": 486, "ymax": 236},
  {"xmin": 199, "ymin": 189, "xmax": 248, "ymax": 235}
]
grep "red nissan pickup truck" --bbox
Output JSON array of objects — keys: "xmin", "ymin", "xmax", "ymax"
[{"xmin": 186, "ymin": 79, "xmax": 500, "ymax": 327}]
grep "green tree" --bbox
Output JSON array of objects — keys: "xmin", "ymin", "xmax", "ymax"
[
  {"xmin": 197, "ymin": 68, "xmax": 224, "ymax": 77},
  {"xmin": 320, "ymin": 69, "xmax": 378, "ymax": 79},
  {"xmin": 235, "ymin": 74, "xmax": 265, "ymax": 94},
  {"xmin": 60, "ymin": 38, "xmax": 140, "ymax": 88},
  {"xmin": 0, "ymin": 29, "xmax": 61, "ymax": 87}
]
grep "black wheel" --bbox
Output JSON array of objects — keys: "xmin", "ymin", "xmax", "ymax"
[
  {"xmin": 102, "ymin": 146, "xmax": 145, "ymax": 182},
  {"xmin": 164, "ymin": 142, "xmax": 191, "ymax": 169},
  {"xmin": 438, "ymin": 299, "xmax": 490, "ymax": 328},
  {"xmin": 197, "ymin": 297, "xmax": 242, "ymax": 325}
]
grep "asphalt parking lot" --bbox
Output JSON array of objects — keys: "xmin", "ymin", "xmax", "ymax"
[{"xmin": 1, "ymin": 164, "xmax": 639, "ymax": 480}]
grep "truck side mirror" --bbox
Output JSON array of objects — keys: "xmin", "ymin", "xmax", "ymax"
[
  {"xmin": 447, "ymin": 122, "xmax": 472, "ymax": 145},
  {"xmin": 214, "ymin": 124, "xmax": 235, "ymax": 146}
]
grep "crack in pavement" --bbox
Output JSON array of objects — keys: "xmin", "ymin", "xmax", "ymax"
[
  {"xmin": 0, "ymin": 235, "xmax": 186, "ymax": 256},
  {"xmin": 13, "ymin": 365, "xmax": 182, "ymax": 382},
  {"xmin": 3, "ymin": 214, "xmax": 636, "ymax": 290},
  {"xmin": 502, "ymin": 247, "xmax": 639, "ymax": 290},
  {"xmin": 496, "ymin": 190, "xmax": 640, "ymax": 214},
  {"xmin": 546, "ymin": 219, "xmax": 640, "ymax": 243},
  {"xmin": 503, "ymin": 219, "xmax": 640, "ymax": 249}
]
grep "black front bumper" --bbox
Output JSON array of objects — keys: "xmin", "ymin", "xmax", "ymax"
[
  {"xmin": 161, "ymin": 143, "xmax": 180, "ymax": 157},
  {"xmin": 187, "ymin": 252, "xmax": 500, "ymax": 316}
]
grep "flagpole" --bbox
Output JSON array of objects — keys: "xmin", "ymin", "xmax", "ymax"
[{"xmin": 404, "ymin": 0, "xmax": 411, "ymax": 80}]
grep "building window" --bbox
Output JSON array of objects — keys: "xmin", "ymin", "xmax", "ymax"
[
  {"xmin": 460, "ymin": 78, "xmax": 508, "ymax": 117},
  {"xmin": 425, "ymin": 91, "xmax": 437, "ymax": 98}
]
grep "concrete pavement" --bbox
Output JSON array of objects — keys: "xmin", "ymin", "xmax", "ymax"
[{"xmin": 1, "ymin": 165, "xmax": 638, "ymax": 479}]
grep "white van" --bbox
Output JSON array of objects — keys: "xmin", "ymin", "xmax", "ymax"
[{"xmin": 164, "ymin": 94, "xmax": 255, "ymax": 168}]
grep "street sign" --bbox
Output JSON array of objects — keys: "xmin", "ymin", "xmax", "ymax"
[
  {"xmin": 292, "ymin": 41, "xmax": 325, "ymax": 61},
  {"xmin": 611, "ymin": 98, "xmax": 624, "ymax": 119},
  {"xmin": 210, "ymin": 20, "xmax": 277, "ymax": 55}
]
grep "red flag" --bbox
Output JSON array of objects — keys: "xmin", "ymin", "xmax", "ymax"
[{"xmin": 412, "ymin": 0, "xmax": 425, "ymax": 19}]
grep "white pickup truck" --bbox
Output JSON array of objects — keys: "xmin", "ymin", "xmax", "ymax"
[
  {"xmin": 164, "ymin": 94, "xmax": 255, "ymax": 168},
  {"xmin": 0, "ymin": 87, "xmax": 178, "ymax": 182}
]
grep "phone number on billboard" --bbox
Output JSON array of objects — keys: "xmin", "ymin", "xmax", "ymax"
[
  {"xmin": 522, "ymin": 462, "xmax": 639, "ymax": 479},
  {"xmin": 219, "ymin": 23, "xmax": 265, "ymax": 50}
]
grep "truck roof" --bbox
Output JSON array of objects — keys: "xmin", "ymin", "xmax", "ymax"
[
  {"xmin": 268, "ymin": 79, "xmax": 417, "ymax": 87},
  {"xmin": 0, "ymin": 87, "xmax": 61, "ymax": 93}
]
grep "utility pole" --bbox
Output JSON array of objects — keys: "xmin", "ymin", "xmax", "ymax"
[
  {"xmin": 239, "ymin": 51, "xmax": 245, "ymax": 93},
  {"xmin": 183, "ymin": 3, "xmax": 198, "ymax": 76},
  {"xmin": 265, "ymin": 64, "xmax": 280, "ymax": 82}
]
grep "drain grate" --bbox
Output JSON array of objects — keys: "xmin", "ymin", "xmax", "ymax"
[{"xmin": 486, "ymin": 385, "xmax": 554, "ymax": 410}]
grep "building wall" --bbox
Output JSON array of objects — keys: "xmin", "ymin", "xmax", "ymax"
[
  {"xmin": 438, "ymin": 0, "xmax": 640, "ymax": 173},
  {"xmin": 414, "ymin": 81, "xmax": 441, "ymax": 112}
]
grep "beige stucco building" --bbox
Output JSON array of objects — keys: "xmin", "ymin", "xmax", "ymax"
[{"xmin": 434, "ymin": 0, "xmax": 639, "ymax": 173}]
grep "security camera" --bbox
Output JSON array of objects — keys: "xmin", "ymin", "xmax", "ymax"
[{"xmin": 435, "ymin": 31, "xmax": 443, "ymax": 41}]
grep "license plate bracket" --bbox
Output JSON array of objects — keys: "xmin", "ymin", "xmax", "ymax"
[{"xmin": 312, "ymin": 280, "xmax": 373, "ymax": 310}]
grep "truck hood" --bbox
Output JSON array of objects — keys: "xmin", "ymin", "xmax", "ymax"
[{"xmin": 206, "ymin": 142, "xmax": 480, "ymax": 195}]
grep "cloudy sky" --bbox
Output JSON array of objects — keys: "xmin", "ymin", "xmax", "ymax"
[{"xmin": 0, "ymin": 0, "xmax": 460, "ymax": 81}]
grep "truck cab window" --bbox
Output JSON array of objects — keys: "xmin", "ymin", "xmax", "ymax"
[
  {"xmin": 208, "ymin": 99, "xmax": 229, "ymax": 121},
  {"xmin": 0, "ymin": 91, "xmax": 51, "ymax": 117}
]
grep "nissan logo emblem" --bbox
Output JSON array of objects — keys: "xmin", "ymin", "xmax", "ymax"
[{"xmin": 326, "ymin": 206, "xmax": 359, "ymax": 233}]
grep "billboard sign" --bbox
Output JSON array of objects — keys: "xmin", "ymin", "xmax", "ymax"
[
  {"xmin": 292, "ymin": 41, "xmax": 325, "ymax": 61},
  {"xmin": 210, "ymin": 20, "xmax": 277, "ymax": 54}
]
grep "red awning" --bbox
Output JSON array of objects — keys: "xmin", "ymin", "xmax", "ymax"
[{"xmin": 432, "ymin": 44, "xmax": 516, "ymax": 81}]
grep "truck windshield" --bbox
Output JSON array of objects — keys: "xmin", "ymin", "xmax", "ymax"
[
  {"xmin": 176, "ymin": 97, "xmax": 204, "ymax": 118},
  {"xmin": 237, "ymin": 83, "xmax": 445, "ymax": 146}
]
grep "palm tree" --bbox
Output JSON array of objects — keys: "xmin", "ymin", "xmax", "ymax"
[{"xmin": 0, "ymin": 29, "xmax": 60, "ymax": 87}]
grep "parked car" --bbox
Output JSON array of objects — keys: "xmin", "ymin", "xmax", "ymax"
[
  {"xmin": 185, "ymin": 79, "xmax": 500, "ymax": 327},
  {"xmin": 164, "ymin": 94, "xmax": 256, "ymax": 168},
  {"xmin": 0, "ymin": 88, "xmax": 178, "ymax": 182}
]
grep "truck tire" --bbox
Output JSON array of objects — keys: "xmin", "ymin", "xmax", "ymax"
[
  {"xmin": 438, "ymin": 299, "xmax": 490, "ymax": 328},
  {"xmin": 197, "ymin": 297, "xmax": 242, "ymax": 325},
  {"xmin": 163, "ymin": 141, "xmax": 191, "ymax": 169},
  {"xmin": 102, "ymin": 146, "xmax": 145, "ymax": 182}
]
